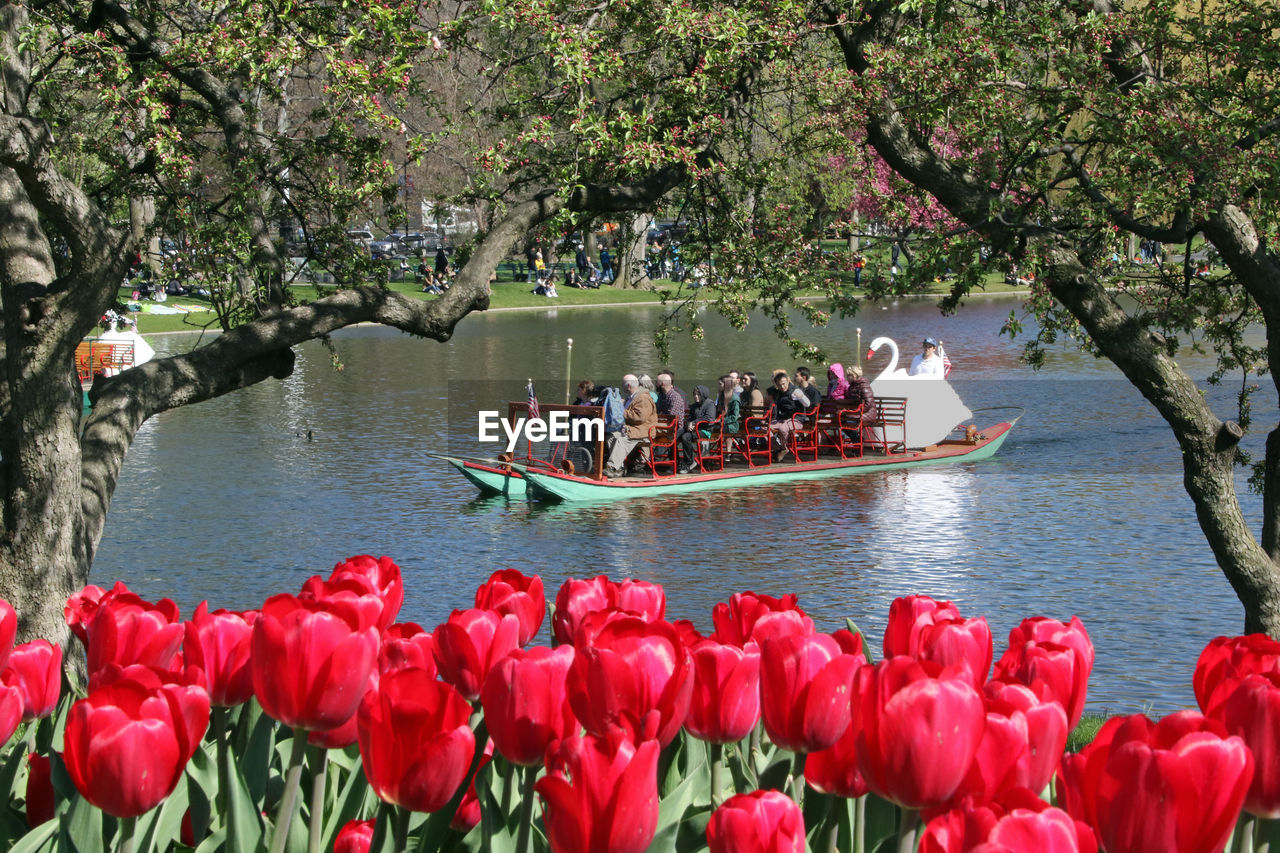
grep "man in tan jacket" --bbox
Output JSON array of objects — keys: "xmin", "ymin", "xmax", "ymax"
[{"xmin": 604, "ymin": 374, "xmax": 657, "ymax": 476}]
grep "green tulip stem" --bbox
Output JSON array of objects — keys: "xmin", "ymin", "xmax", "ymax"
[
  {"xmin": 896, "ymin": 808, "xmax": 921, "ymax": 853},
  {"xmin": 268, "ymin": 728, "xmax": 309, "ymax": 853},
  {"xmin": 306, "ymin": 744, "xmax": 327, "ymax": 853},
  {"xmin": 855, "ymin": 794, "xmax": 866, "ymax": 853},
  {"xmin": 213, "ymin": 705, "xmax": 234, "ymax": 844},
  {"xmin": 393, "ymin": 806, "xmax": 412, "ymax": 852},
  {"xmin": 501, "ymin": 759, "xmax": 515, "ymax": 817},
  {"xmin": 1236, "ymin": 814, "xmax": 1257, "ymax": 853},
  {"xmin": 515, "ymin": 763, "xmax": 538, "ymax": 853},
  {"xmin": 710, "ymin": 742, "xmax": 724, "ymax": 808},
  {"xmin": 790, "ymin": 752, "xmax": 807, "ymax": 809},
  {"xmin": 118, "ymin": 815, "xmax": 137, "ymax": 853}
]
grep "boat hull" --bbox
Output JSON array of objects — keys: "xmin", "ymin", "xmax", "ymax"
[
  {"xmin": 516, "ymin": 421, "xmax": 1015, "ymax": 502},
  {"xmin": 447, "ymin": 459, "xmax": 528, "ymax": 498}
]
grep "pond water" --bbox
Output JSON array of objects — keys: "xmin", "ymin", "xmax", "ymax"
[{"xmin": 93, "ymin": 295, "xmax": 1264, "ymax": 715}]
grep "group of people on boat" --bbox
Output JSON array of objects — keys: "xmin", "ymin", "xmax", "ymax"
[{"xmin": 573, "ymin": 358, "xmax": 888, "ymax": 478}]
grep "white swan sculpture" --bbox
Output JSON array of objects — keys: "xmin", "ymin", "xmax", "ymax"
[{"xmin": 865, "ymin": 336, "xmax": 973, "ymax": 448}]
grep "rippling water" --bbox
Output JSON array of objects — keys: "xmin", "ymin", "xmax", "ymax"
[{"xmin": 94, "ymin": 296, "xmax": 1264, "ymax": 714}]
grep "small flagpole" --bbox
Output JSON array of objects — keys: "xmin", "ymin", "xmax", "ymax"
[
  {"xmin": 564, "ymin": 338, "xmax": 574, "ymax": 404},
  {"xmin": 856, "ymin": 328, "xmax": 862, "ymax": 369}
]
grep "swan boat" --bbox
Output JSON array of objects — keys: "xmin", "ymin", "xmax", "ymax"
[{"xmin": 445, "ymin": 355, "xmax": 1023, "ymax": 502}]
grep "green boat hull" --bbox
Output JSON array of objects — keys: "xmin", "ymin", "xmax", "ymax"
[
  {"xmin": 514, "ymin": 421, "xmax": 1016, "ymax": 503},
  {"xmin": 446, "ymin": 458, "xmax": 529, "ymax": 498}
]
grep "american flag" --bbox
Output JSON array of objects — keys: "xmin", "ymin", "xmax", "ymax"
[
  {"xmin": 940, "ymin": 345, "xmax": 953, "ymax": 377},
  {"xmin": 526, "ymin": 380, "xmax": 540, "ymax": 420}
]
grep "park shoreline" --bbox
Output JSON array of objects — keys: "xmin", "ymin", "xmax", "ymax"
[{"xmin": 138, "ymin": 287, "xmax": 1031, "ymax": 336}]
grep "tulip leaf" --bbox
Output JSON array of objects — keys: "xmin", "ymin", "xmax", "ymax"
[
  {"xmin": 57, "ymin": 794, "xmax": 104, "ymax": 853},
  {"xmin": 318, "ymin": 748, "xmax": 372, "ymax": 853},
  {"xmin": 240, "ymin": 704, "xmax": 277, "ymax": 806},
  {"xmin": 194, "ymin": 826, "xmax": 227, "ymax": 853},
  {"xmin": 136, "ymin": 777, "xmax": 189, "ymax": 853},
  {"xmin": 221, "ymin": 740, "xmax": 267, "ymax": 852},
  {"xmin": 7, "ymin": 817, "xmax": 56, "ymax": 853},
  {"xmin": 863, "ymin": 795, "xmax": 900, "ymax": 853},
  {"xmin": 645, "ymin": 750, "xmax": 707, "ymax": 853},
  {"xmin": 845, "ymin": 618, "xmax": 876, "ymax": 662},
  {"xmin": 0, "ymin": 732, "xmax": 27, "ymax": 802}
]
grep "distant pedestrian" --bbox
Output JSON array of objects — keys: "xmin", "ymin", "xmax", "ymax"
[{"xmin": 600, "ymin": 245, "xmax": 614, "ymax": 283}]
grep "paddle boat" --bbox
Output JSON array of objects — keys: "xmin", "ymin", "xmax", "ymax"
[{"xmin": 445, "ymin": 376, "xmax": 1022, "ymax": 503}]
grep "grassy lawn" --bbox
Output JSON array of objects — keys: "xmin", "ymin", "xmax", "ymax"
[{"xmin": 115, "ymin": 256, "xmax": 1025, "ymax": 336}]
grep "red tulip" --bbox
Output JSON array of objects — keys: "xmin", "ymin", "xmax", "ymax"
[
  {"xmin": 379, "ymin": 622, "xmax": 437, "ymax": 676},
  {"xmin": 686, "ymin": 639, "xmax": 761, "ymax": 744},
  {"xmin": 300, "ymin": 571, "xmax": 394, "ymax": 634},
  {"xmin": 805, "ymin": 706, "xmax": 870, "ymax": 799},
  {"xmin": 83, "ymin": 589, "xmax": 184, "ymax": 675},
  {"xmin": 327, "ymin": 554, "xmax": 404, "ymax": 630},
  {"xmin": 567, "ymin": 616, "xmax": 693, "ymax": 747},
  {"xmin": 552, "ymin": 575, "xmax": 618, "ymax": 645},
  {"xmin": 1, "ymin": 639, "xmax": 63, "ymax": 720},
  {"xmin": 1008, "ymin": 616, "xmax": 1094, "ymax": 675},
  {"xmin": 334, "ymin": 819, "xmax": 374, "ymax": 853},
  {"xmin": 25, "ymin": 753, "xmax": 54, "ymax": 827},
  {"xmin": 475, "ymin": 569, "xmax": 545, "ymax": 645},
  {"xmin": 450, "ymin": 741, "xmax": 494, "ymax": 832},
  {"xmin": 308, "ymin": 667, "xmax": 378, "ymax": 750},
  {"xmin": 183, "ymin": 603, "xmax": 256, "ymax": 708},
  {"xmin": 993, "ymin": 638, "xmax": 1090, "ymax": 729},
  {"xmin": 64, "ymin": 582, "xmax": 121, "ymax": 646},
  {"xmin": 882, "ymin": 596, "xmax": 992, "ymax": 689},
  {"xmin": 672, "ymin": 619, "xmax": 706, "ymax": 647},
  {"xmin": 707, "ymin": 789, "xmax": 806, "ymax": 853},
  {"xmin": 252, "ymin": 593, "xmax": 379, "ymax": 731},
  {"xmin": 711, "ymin": 592, "xmax": 813, "ymax": 647},
  {"xmin": 62, "ymin": 665, "xmax": 210, "ymax": 818},
  {"xmin": 883, "ymin": 595, "xmax": 961, "ymax": 658},
  {"xmin": 617, "ymin": 579, "xmax": 666, "ymax": 622},
  {"xmin": 759, "ymin": 630, "xmax": 864, "ymax": 753},
  {"xmin": 433, "ymin": 608, "xmax": 522, "ymax": 701},
  {"xmin": 0, "ymin": 682, "xmax": 21, "ymax": 744},
  {"xmin": 1201, "ymin": 671, "xmax": 1280, "ymax": 818},
  {"xmin": 536, "ymin": 728, "xmax": 660, "ymax": 853},
  {"xmin": 853, "ymin": 657, "xmax": 986, "ymax": 809},
  {"xmin": 0, "ymin": 598, "xmax": 15, "ymax": 670},
  {"xmin": 918, "ymin": 617, "xmax": 993, "ymax": 690},
  {"xmin": 1194, "ymin": 633, "xmax": 1280, "ymax": 712},
  {"xmin": 1058, "ymin": 711, "xmax": 1252, "ymax": 853},
  {"xmin": 920, "ymin": 789, "xmax": 1097, "ymax": 853},
  {"xmin": 356, "ymin": 668, "xmax": 475, "ymax": 812},
  {"xmin": 958, "ymin": 679, "xmax": 1069, "ymax": 800},
  {"xmin": 481, "ymin": 645, "xmax": 577, "ymax": 766}
]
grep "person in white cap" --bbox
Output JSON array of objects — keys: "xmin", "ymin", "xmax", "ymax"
[{"xmin": 909, "ymin": 337, "xmax": 946, "ymax": 376}]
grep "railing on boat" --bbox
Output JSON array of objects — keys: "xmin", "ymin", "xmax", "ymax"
[{"xmin": 505, "ymin": 401, "xmax": 607, "ymax": 481}]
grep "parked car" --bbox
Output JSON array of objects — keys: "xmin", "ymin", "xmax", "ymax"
[
  {"xmin": 346, "ymin": 229, "xmax": 375, "ymax": 246},
  {"xmin": 393, "ymin": 232, "xmax": 444, "ymax": 253},
  {"xmin": 370, "ymin": 236, "xmax": 404, "ymax": 259}
]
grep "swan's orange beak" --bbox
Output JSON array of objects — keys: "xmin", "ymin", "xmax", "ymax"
[{"xmin": 866, "ymin": 348, "xmax": 874, "ymax": 360}]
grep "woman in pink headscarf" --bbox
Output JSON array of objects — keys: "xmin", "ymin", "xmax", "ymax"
[{"xmin": 826, "ymin": 363, "xmax": 851, "ymax": 401}]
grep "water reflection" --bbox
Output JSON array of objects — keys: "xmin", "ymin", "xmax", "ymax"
[{"xmin": 94, "ymin": 297, "xmax": 1264, "ymax": 714}]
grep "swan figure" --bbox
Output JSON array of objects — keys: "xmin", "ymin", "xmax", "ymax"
[
  {"xmin": 866, "ymin": 336, "xmax": 911, "ymax": 380},
  {"xmin": 864, "ymin": 336, "xmax": 973, "ymax": 447}
]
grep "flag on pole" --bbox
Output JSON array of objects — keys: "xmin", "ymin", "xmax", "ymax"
[
  {"xmin": 526, "ymin": 380, "xmax": 540, "ymax": 420},
  {"xmin": 940, "ymin": 345, "xmax": 953, "ymax": 377}
]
